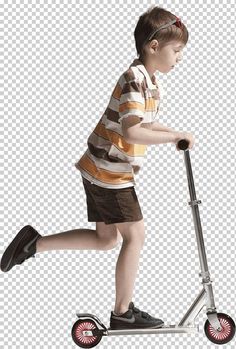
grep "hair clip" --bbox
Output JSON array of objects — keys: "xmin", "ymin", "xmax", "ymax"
[
  {"xmin": 174, "ymin": 17, "xmax": 183, "ymax": 29},
  {"xmin": 146, "ymin": 17, "xmax": 183, "ymax": 43}
]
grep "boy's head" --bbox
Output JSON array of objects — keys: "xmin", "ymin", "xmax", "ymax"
[{"xmin": 134, "ymin": 6, "xmax": 189, "ymax": 74}]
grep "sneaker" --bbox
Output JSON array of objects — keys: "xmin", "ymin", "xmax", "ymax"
[
  {"xmin": 0, "ymin": 225, "xmax": 42, "ymax": 272},
  {"xmin": 110, "ymin": 302, "xmax": 164, "ymax": 329}
]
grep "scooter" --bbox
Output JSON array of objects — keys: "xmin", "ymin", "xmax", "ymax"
[{"xmin": 71, "ymin": 139, "xmax": 235, "ymax": 347}]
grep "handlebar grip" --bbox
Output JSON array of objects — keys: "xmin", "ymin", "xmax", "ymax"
[{"xmin": 177, "ymin": 139, "xmax": 190, "ymax": 151}]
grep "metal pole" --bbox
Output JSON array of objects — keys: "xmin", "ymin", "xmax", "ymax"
[{"xmin": 183, "ymin": 150, "xmax": 216, "ymax": 312}]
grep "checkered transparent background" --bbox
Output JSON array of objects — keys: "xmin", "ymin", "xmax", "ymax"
[{"xmin": 1, "ymin": 0, "xmax": 236, "ymax": 348}]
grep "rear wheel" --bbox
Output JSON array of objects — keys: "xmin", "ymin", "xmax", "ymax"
[
  {"xmin": 204, "ymin": 313, "xmax": 235, "ymax": 344},
  {"xmin": 71, "ymin": 319, "xmax": 102, "ymax": 348}
]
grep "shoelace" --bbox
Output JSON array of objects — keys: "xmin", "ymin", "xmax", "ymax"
[{"xmin": 132, "ymin": 306, "xmax": 151, "ymax": 319}]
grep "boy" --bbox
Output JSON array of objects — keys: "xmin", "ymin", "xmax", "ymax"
[{"xmin": 1, "ymin": 6, "xmax": 194, "ymax": 330}]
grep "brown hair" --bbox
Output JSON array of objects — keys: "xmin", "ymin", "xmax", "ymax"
[{"xmin": 134, "ymin": 5, "xmax": 189, "ymax": 58}]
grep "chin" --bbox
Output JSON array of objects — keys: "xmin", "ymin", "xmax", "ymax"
[
  {"xmin": 157, "ymin": 67, "xmax": 171, "ymax": 74},
  {"xmin": 160, "ymin": 69, "xmax": 171, "ymax": 74},
  {"xmin": 166, "ymin": 67, "xmax": 173, "ymax": 73}
]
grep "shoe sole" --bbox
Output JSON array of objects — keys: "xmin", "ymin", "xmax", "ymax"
[
  {"xmin": 109, "ymin": 321, "xmax": 165, "ymax": 330},
  {"xmin": 108, "ymin": 324, "xmax": 164, "ymax": 330},
  {"xmin": 1, "ymin": 225, "xmax": 35, "ymax": 272}
]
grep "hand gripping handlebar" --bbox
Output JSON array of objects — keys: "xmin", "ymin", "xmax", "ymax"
[{"xmin": 177, "ymin": 139, "xmax": 190, "ymax": 151}]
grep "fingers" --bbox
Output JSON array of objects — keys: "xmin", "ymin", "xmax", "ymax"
[{"xmin": 175, "ymin": 132, "xmax": 195, "ymax": 151}]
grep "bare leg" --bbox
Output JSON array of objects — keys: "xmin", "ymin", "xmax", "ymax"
[
  {"xmin": 114, "ymin": 240, "xmax": 143, "ymax": 314},
  {"xmin": 113, "ymin": 219, "xmax": 145, "ymax": 314},
  {"xmin": 36, "ymin": 222, "xmax": 121, "ymax": 253}
]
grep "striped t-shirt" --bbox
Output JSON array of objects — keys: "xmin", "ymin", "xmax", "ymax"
[{"xmin": 75, "ymin": 58, "xmax": 163, "ymax": 189}]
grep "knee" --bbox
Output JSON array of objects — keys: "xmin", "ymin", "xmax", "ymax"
[
  {"xmin": 123, "ymin": 229, "xmax": 146, "ymax": 248},
  {"xmin": 115, "ymin": 220, "xmax": 146, "ymax": 248},
  {"xmin": 101, "ymin": 237, "xmax": 122, "ymax": 250}
]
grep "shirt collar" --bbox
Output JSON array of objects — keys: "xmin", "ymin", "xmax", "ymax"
[{"xmin": 129, "ymin": 58, "xmax": 158, "ymax": 89}]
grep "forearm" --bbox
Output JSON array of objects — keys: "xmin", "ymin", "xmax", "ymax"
[
  {"xmin": 151, "ymin": 121, "xmax": 177, "ymax": 133},
  {"xmin": 125, "ymin": 126, "xmax": 177, "ymax": 145}
]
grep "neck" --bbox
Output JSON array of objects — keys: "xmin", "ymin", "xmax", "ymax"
[{"xmin": 138, "ymin": 55, "xmax": 156, "ymax": 81}]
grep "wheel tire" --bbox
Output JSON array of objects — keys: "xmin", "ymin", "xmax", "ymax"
[
  {"xmin": 204, "ymin": 313, "xmax": 235, "ymax": 344},
  {"xmin": 71, "ymin": 319, "xmax": 102, "ymax": 348}
]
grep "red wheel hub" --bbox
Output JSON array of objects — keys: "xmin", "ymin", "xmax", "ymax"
[
  {"xmin": 208, "ymin": 317, "xmax": 231, "ymax": 340},
  {"xmin": 75, "ymin": 321, "xmax": 98, "ymax": 345}
]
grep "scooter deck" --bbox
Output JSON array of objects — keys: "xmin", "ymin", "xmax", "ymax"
[{"xmin": 105, "ymin": 325, "xmax": 199, "ymax": 336}]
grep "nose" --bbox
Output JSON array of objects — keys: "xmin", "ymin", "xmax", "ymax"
[{"xmin": 177, "ymin": 52, "xmax": 183, "ymax": 63}]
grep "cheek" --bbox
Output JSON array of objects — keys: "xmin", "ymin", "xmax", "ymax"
[
  {"xmin": 165, "ymin": 55, "xmax": 173, "ymax": 64},
  {"xmin": 160, "ymin": 53, "xmax": 170, "ymax": 63}
]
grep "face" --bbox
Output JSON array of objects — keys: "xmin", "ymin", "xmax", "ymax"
[{"xmin": 148, "ymin": 40, "xmax": 185, "ymax": 74}]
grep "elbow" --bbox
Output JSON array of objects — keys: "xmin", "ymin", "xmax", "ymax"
[{"xmin": 123, "ymin": 130, "xmax": 136, "ymax": 144}]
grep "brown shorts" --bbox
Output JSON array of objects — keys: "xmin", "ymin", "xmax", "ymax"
[{"xmin": 82, "ymin": 177, "xmax": 143, "ymax": 225}]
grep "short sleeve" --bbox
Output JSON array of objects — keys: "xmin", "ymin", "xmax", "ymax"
[{"xmin": 118, "ymin": 80, "xmax": 145, "ymax": 124}]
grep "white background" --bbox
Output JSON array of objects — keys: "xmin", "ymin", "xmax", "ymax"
[{"xmin": 1, "ymin": 0, "xmax": 236, "ymax": 348}]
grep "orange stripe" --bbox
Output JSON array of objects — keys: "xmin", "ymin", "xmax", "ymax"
[
  {"xmin": 145, "ymin": 98, "xmax": 156, "ymax": 111},
  {"xmin": 119, "ymin": 101, "xmax": 145, "ymax": 113},
  {"xmin": 78, "ymin": 153, "xmax": 134, "ymax": 184},
  {"xmin": 94, "ymin": 122, "xmax": 146, "ymax": 156},
  {"xmin": 112, "ymin": 83, "xmax": 122, "ymax": 99}
]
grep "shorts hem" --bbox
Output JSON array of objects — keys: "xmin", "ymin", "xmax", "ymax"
[{"xmin": 88, "ymin": 215, "xmax": 143, "ymax": 225}]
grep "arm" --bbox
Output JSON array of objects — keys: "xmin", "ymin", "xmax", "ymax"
[
  {"xmin": 150, "ymin": 120, "xmax": 177, "ymax": 133},
  {"xmin": 118, "ymin": 79, "xmax": 180, "ymax": 145},
  {"xmin": 129, "ymin": 128, "xmax": 176, "ymax": 145},
  {"xmin": 122, "ymin": 116, "xmax": 179, "ymax": 145}
]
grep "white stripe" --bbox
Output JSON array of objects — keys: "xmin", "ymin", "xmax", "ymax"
[
  {"xmin": 128, "ymin": 62, "xmax": 158, "ymax": 89},
  {"xmin": 79, "ymin": 170, "xmax": 136, "ymax": 189},
  {"xmin": 119, "ymin": 108, "xmax": 144, "ymax": 120},
  {"xmin": 109, "ymin": 95, "xmax": 119, "ymax": 112},
  {"xmin": 118, "ymin": 113, "xmax": 144, "ymax": 124},
  {"xmin": 157, "ymin": 79, "xmax": 166, "ymax": 99},
  {"xmin": 120, "ymin": 91, "xmax": 145, "ymax": 105},
  {"xmin": 128, "ymin": 66, "xmax": 146, "ymax": 84},
  {"xmin": 86, "ymin": 149, "xmax": 133, "ymax": 173},
  {"xmin": 118, "ymin": 75, "xmax": 127, "ymax": 87},
  {"xmin": 102, "ymin": 114, "xmax": 123, "ymax": 136}
]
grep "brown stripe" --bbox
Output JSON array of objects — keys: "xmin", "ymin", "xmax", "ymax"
[
  {"xmin": 105, "ymin": 107, "xmax": 120, "ymax": 123},
  {"xmin": 112, "ymin": 76, "xmax": 145, "ymax": 101},
  {"xmin": 121, "ymin": 81, "xmax": 145, "ymax": 98},
  {"xmin": 88, "ymin": 142, "xmax": 122, "ymax": 163},
  {"xmin": 123, "ymin": 69, "xmax": 136, "ymax": 82}
]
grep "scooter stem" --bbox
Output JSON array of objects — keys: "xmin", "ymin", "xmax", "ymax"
[{"xmin": 177, "ymin": 140, "xmax": 221, "ymax": 331}]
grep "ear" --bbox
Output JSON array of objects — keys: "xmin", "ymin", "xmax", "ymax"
[{"xmin": 149, "ymin": 39, "xmax": 160, "ymax": 53}]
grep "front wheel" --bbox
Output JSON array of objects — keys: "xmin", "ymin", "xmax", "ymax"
[
  {"xmin": 71, "ymin": 319, "xmax": 102, "ymax": 348},
  {"xmin": 204, "ymin": 313, "xmax": 235, "ymax": 344}
]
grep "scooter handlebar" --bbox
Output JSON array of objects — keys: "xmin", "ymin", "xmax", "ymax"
[{"xmin": 177, "ymin": 139, "xmax": 190, "ymax": 151}]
